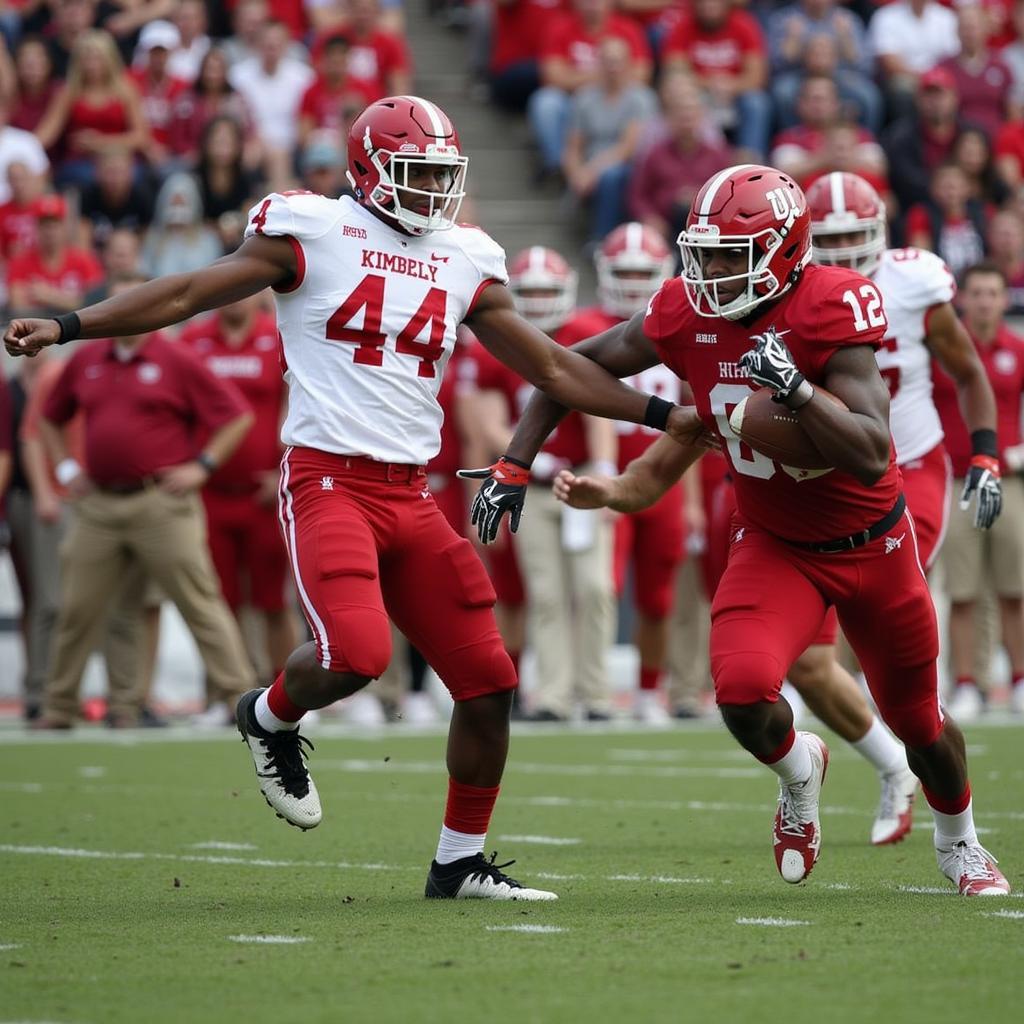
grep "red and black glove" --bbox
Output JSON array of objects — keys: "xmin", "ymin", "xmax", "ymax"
[
  {"xmin": 959, "ymin": 430, "xmax": 1002, "ymax": 529},
  {"xmin": 457, "ymin": 456, "xmax": 531, "ymax": 544}
]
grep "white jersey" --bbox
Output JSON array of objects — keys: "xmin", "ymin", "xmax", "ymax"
[
  {"xmin": 244, "ymin": 192, "xmax": 508, "ymax": 464},
  {"xmin": 872, "ymin": 247, "xmax": 956, "ymax": 464}
]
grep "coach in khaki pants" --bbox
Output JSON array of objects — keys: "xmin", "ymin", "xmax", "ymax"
[{"xmin": 35, "ymin": 279, "xmax": 256, "ymax": 727}]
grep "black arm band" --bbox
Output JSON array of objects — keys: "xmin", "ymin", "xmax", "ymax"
[
  {"xmin": 53, "ymin": 312, "xmax": 81, "ymax": 345},
  {"xmin": 644, "ymin": 395, "xmax": 674, "ymax": 432},
  {"xmin": 970, "ymin": 429, "xmax": 998, "ymax": 459},
  {"xmin": 196, "ymin": 452, "xmax": 217, "ymax": 474},
  {"xmin": 502, "ymin": 455, "xmax": 531, "ymax": 470}
]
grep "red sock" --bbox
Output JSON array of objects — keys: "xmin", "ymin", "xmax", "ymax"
[
  {"xmin": 507, "ymin": 650, "xmax": 521, "ymax": 679},
  {"xmin": 638, "ymin": 665, "xmax": 661, "ymax": 691},
  {"xmin": 443, "ymin": 779, "xmax": 500, "ymax": 834},
  {"xmin": 922, "ymin": 783, "xmax": 971, "ymax": 816},
  {"xmin": 1013, "ymin": 674, "xmax": 1024, "ymax": 689},
  {"xmin": 266, "ymin": 673, "xmax": 305, "ymax": 722},
  {"xmin": 756, "ymin": 728, "xmax": 796, "ymax": 765},
  {"xmin": 956, "ymin": 676, "xmax": 976, "ymax": 689}
]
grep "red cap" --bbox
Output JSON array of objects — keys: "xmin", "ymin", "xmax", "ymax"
[
  {"xmin": 920, "ymin": 66, "xmax": 957, "ymax": 92},
  {"xmin": 32, "ymin": 194, "xmax": 67, "ymax": 220}
]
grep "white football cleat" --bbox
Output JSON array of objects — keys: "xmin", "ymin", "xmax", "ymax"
[
  {"xmin": 192, "ymin": 702, "xmax": 233, "ymax": 728},
  {"xmin": 403, "ymin": 691, "xmax": 441, "ymax": 726},
  {"xmin": 425, "ymin": 852, "xmax": 558, "ymax": 900},
  {"xmin": 937, "ymin": 840, "xmax": 1011, "ymax": 896},
  {"xmin": 773, "ymin": 732, "xmax": 829, "ymax": 884},
  {"xmin": 633, "ymin": 690, "xmax": 672, "ymax": 725},
  {"xmin": 235, "ymin": 689, "xmax": 322, "ymax": 831},
  {"xmin": 871, "ymin": 765, "xmax": 917, "ymax": 845},
  {"xmin": 946, "ymin": 683, "xmax": 983, "ymax": 723}
]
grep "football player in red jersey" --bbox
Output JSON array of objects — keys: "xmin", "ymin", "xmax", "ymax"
[
  {"xmin": 474, "ymin": 164, "xmax": 1010, "ymax": 895},
  {"xmin": 4, "ymin": 96, "xmax": 703, "ymax": 903}
]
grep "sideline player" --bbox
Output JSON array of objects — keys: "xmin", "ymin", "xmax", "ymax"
[
  {"xmin": 470, "ymin": 164, "xmax": 1010, "ymax": 895},
  {"xmin": 3, "ymin": 96, "xmax": 704, "ymax": 902}
]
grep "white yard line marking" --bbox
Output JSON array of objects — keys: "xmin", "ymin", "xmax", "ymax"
[
  {"xmin": 228, "ymin": 935, "xmax": 309, "ymax": 945},
  {"xmin": 485, "ymin": 925, "xmax": 568, "ymax": 934},
  {"xmin": 608, "ymin": 874, "xmax": 716, "ymax": 885},
  {"xmin": 0, "ymin": 782, "xmax": 44, "ymax": 793},
  {"xmin": 77, "ymin": 766, "xmax": 106, "ymax": 778},
  {"xmin": 736, "ymin": 918, "xmax": 810, "ymax": 927},
  {"xmin": 190, "ymin": 841, "xmax": 258, "ymax": 851},
  {"xmin": 0, "ymin": 943, "xmax": 22, "ymax": 950},
  {"xmin": 318, "ymin": 758, "xmax": 763, "ymax": 779},
  {"xmin": 497, "ymin": 835, "xmax": 581, "ymax": 846},
  {"xmin": 983, "ymin": 910, "xmax": 1024, "ymax": 920},
  {"xmin": 535, "ymin": 873, "xmax": 585, "ymax": 881}
]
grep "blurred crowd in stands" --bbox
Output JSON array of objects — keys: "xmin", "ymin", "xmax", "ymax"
[{"xmin": 0, "ymin": 0, "xmax": 1023, "ymax": 730}]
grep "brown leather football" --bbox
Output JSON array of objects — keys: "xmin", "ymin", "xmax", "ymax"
[{"xmin": 728, "ymin": 386, "xmax": 847, "ymax": 470}]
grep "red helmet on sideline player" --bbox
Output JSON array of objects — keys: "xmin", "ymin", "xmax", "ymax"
[
  {"xmin": 346, "ymin": 95, "xmax": 468, "ymax": 235},
  {"xmin": 678, "ymin": 164, "xmax": 811, "ymax": 320},
  {"xmin": 507, "ymin": 246, "xmax": 578, "ymax": 332},
  {"xmin": 595, "ymin": 222, "xmax": 673, "ymax": 319},
  {"xmin": 805, "ymin": 172, "xmax": 888, "ymax": 277}
]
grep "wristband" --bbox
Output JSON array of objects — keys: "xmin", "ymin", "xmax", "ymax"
[
  {"xmin": 55, "ymin": 458, "xmax": 82, "ymax": 486},
  {"xmin": 53, "ymin": 311, "xmax": 81, "ymax": 345},
  {"xmin": 644, "ymin": 395, "xmax": 674, "ymax": 431},
  {"xmin": 196, "ymin": 452, "xmax": 217, "ymax": 474},
  {"xmin": 783, "ymin": 380, "xmax": 815, "ymax": 410},
  {"xmin": 493, "ymin": 456, "xmax": 530, "ymax": 486},
  {"xmin": 970, "ymin": 429, "xmax": 998, "ymax": 459}
]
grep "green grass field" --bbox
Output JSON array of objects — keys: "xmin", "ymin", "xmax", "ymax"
[{"xmin": 1, "ymin": 719, "xmax": 1021, "ymax": 1024}]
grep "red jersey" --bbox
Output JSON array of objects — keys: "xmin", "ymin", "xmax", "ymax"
[
  {"xmin": 662, "ymin": 11, "xmax": 765, "ymax": 79},
  {"xmin": 492, "ymin": 0, "xmax": 566, "ymax": 73},
  {"xmin": 6, "ymin": 246, "xmax": 103, "ymax": 297},
  {"xmin": 643, "ymin": 265, "xmax": 900, "ymax": 543},
  {"xmin": 316, "ymin": 29, "xmax": 411, "ymax": 103},
  {"xmin": 428, "ymin": 346, "xmax": 466, "ymax": 478},
  {"xmin": 0, "ymin": 200, "xmax": 38, "ymax": 260},
  {"xmin": 299, "ymin": 76, "xmax": 374, "ymax": 133},
  {"xmin": 179, "ymin": 312, "xmax": 285, "ymax": 490},
  {"xmin": 129, "ymin": 68, "xmax": 188, "ymax": 147},
  {"xmin": 933, "ymin": 323, "xmax": 1024, "ymax": 476},
  {"xmin": 539, "ymin": 11, "xmax": 651, "ymax": 74},
  {"xmin": 43, "ymin": 334, "xmax": 246, "ymax": 486}
]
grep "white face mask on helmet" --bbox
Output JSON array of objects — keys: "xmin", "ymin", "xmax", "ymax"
[{"xmin": 811, "ymin": 214, "xmax": 887, "ymax": 277}]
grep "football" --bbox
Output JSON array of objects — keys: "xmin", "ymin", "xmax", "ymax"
[{"xmin": 728, "ymin": 386, "xmax": 847, "ymax": 470}]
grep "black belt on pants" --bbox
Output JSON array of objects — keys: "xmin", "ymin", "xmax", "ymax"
[
  {"xmin": 781, "ymin": 493, "xmax": 906, "ymax": 554},
  {"xmin": 97, "ymin": 477, "xmax": 157, "ymax": 495}
]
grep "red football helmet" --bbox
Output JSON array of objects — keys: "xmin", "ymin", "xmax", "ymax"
[
  {"xmin": 805, "ymin": 172, "xmax": 887, "ymax": 277},
  {"xmin": 595, "ymin": 222, "xmax": 673, "ymax": 319},
  {"xmin": 346, "ymin": 95, "xmax": 467, "ymax": 235},
  {"xmin": 508, "ymin": 246, "xmax": 578, "ymax": 332},
  {"xmin": 678, "ymin": 164, "xmax": 811, "ymax": 320}
]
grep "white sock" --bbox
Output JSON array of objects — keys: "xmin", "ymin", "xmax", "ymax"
[
  {"xmin": 852, "ymin": 717, "xmax": 906, "ymax": 775},
  {"xmin": 254, "ymin": 690, "xmax": 300, "ymax": 733},
  {"xmin": 766, "ymin": 732, "xmax": 812, "ymax": 786},
  {"xmin": 929, "ymin": 798, "xmax": 978, "ymax": 848},
  {"xmin": 435, "ymin": 825, "xmax": 486, "ymax": 865}
]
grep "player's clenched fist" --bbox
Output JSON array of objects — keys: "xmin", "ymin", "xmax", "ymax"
[
  {"xmin": 4, "ymin": 318, "xmax": 61, "ymax": 357},
  {"xmin": 665, "ymin": 405, "xmax": 721, "ymax": 450},
  {"xmin": 552, "ymin": 469, "xmax": 615, "ymax": 510}
]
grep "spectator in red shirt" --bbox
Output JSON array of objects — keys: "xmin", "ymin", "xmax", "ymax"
[
  {"xmin": 769, "ymin": 74, "xmax": 887, "ymax": 189},
  {"xmin": 661, "ymin": 0, "xmax": 772, "ymax": 158},
  {"xmin": 986, "ymin": 208, "xmax": 1024, "ymax": 314},
  {"xmin": 6, "ymin": 194, "xmax": 103, "ymax": 316},
  {"xmin": 935, "ymin": 2, "xmax": 1016, "ymax": 140},
  {"xmin": 627, "ymin": 72, "xmax": 735, "ymax": 246},
  {"xmin": 320, "ymin": 0, "xmax": 412, "ymax": 103},
  {"xmin": 129, "ymin": 20, "xmax": 189, "ymax": 171},
  {"xmin": 0, "ymin": 159, "xmax": 43, "ymax": 262},
  {"xmin": 528, "ymin": 0, "xmax": 651, "ymax": 175},
  {"xmin": 180, "ymin": 294, "xmax": 295, "ymax": 720},
  {"xmin": 487, "ymin": 0, "xmax": 565, "ymax": 112},
  {"xmin": 8, "ymin": 36, "xmax": 60, "ymax": 136},
  {"xmin": 33, "ymin": 275, "xmax": 256, "ymax": 729},
  {"xmin": 298, "ymin": 33, "xmax": 371, "ymax": 149},
  {"xmin": 906, "ymin": 161, "xmax": 990, "ymax": 279}
]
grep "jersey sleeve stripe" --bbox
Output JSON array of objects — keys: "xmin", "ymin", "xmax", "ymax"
[
  {"xmin": 273, "ymin": 236, "xmax": 307, "ymax": 294},
  {"xmin": 467, "ymin": 277, "xmax": 501, "ymax": 316}
]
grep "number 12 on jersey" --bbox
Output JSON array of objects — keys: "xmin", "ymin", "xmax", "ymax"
[
  {"xmin": 842, "ymin": 283, "xmax": 885, "ymax": 332},
  {"xmin": 326, "ymin": 272, "xmax": 448, "ymax": 378}
]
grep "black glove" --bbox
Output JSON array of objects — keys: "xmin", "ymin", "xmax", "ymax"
[
  {"xmin": 457, "ymin": 456, "xmax": 531, "ymax": 544},
  {"xmin": 960, "ymin": 454, "xmax": 1002, "ymax": 529},
  {"xmin": 738, "ymin": 328, "xmax": 810, "ymax": 405}
]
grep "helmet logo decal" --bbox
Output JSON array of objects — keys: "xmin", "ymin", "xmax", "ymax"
[
  {"xmin": 766, "ymin": 186, "xmax": 801, "ymax": 229},
  {"xmin": 363, "ymin": 126, "xmax": 374, "ymax": 155}
]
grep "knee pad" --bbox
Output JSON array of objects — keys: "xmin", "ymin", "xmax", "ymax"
[
  {"xmin": 319, "ymin": 607, "xmax": 392, "ymax": 679},
  {"xmin": 875, "ymin": 692, "xmax": 943, "ymax": 749},
  {"xmin": 712, "ymin": 650, "xmax": 784, "ymax": 706}
]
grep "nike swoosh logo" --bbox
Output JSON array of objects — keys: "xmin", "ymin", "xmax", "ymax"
[{"xmin": 430, "ymin": 253, "xmax": 450, "ymax": 262}]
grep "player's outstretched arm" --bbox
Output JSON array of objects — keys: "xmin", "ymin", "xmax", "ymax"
[
  {"xmin": 3, "ymin": 236, "xmax": 296, "ymax": 357},
  {"xmin": 554, "ymin": 434, "xmax": 704, "ymax": 513}
]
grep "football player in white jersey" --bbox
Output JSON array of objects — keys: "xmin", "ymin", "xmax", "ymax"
[{"xmin": 3, "ymin": 95, "xmax": 706, "ymax": 902}]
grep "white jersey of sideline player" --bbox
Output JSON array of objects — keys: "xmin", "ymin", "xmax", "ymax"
[
  {"xmin": 871, "ymin": 247, "xmax": 957, "ymax": 464},
  {"xmin": 243, "ymin": 190, "xmax": 507, "ymax": 465}
]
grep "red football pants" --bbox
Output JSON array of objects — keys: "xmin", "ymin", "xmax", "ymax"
[
  {"xmin": 278, "ymin": 447, "xmax": 516, "ymax": 699},
  {"xmin": 900, "ymin": 442, "xmax": 953, "ymax": 570},
  {"xmin": 202, "ymin": 487, "xmax": 289, "ymax": 612},
  {"xmin": 613, "ymin": 481, "xmax": 686, "ymax": 619},
  {"xmin": 710, "ymin": 507, "xmax": 942, "ymax": 747}
]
